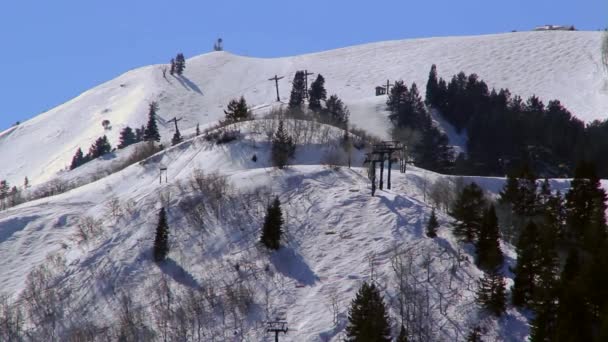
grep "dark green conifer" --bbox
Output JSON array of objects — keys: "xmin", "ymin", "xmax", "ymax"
[
  {"xmin": 224, "ymin": 96, "xmax": 251, "ymax": 123},
  {"xmin": 174, "ymin": 53, "xmax": 186, "ymax": 75},
  {"xmin": 308, "ymin": 74, "xmax": 327, "ymax": 112},
  {"xmin": 70, "ymin": 148, "xmax": 86, "ymax": 170},
  {"xmin": 476, "ymin": 268, "xmax": 506, "ymax": 316},
  {"xmin": 426, "ymin": 208, "xmax": 439, "ymax": 238},
  {"xmin": 450, "ymin": 182, "xmax": 486, "ymax": 243},
  {"xmin": 476, "ymin": 205, "xmax": 503, "ymax": 271},
  {"xmin": 260, "ymin": 197, "xmax": 283, "ymax": 250},
  {"xmin": 118, "ymin": 126, "xmax": 137, "ymax": 149},
  {"xmin": 425, "ymin": 64, "xmax": 439, "ymax": 106},
  {"xmin": 345, "ymin": 282, "xmax": 391, "ymax": 342},
  {"xmin": 271, "ymin": 121, "xmax": 295, "ymax": 169},
  {"xmin": 153, "ymin": 208, "xmax": 169, "ymax": 262},
  {"xmin": 511, "ymin": 221, "xmax": 541, "ymax": 307},
  {"xmin": 289, "ymin": 71, "xmax": 306, "ymax": 111},
  {"xmin": 144, "ymin": 102, "xmax": 161, "ymax": 142}
]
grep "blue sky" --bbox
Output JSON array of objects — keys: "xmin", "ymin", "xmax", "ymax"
[{"xmin": 0, "ymin": 0, "xmax": 605, "ymax": 130}]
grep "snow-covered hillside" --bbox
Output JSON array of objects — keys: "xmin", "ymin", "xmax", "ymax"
[
  {"xmin": 1, "ymin": 31, "xmax": 606, "ymax": 186},
  {"xmin": 0, "ymin": 121, "xmax": 530, "ymax": 341}
]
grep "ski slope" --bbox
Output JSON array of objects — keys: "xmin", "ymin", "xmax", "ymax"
[
  {"xmin": 1, "ymin": 30, "xmax": 606, "ymax": 186},
  {"xmin": 0, "ymin": 122, "xmax": 524, "ymax": 340}
]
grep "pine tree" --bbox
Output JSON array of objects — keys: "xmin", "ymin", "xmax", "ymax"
[
  {"xmin": 426, "ymin": 208, "xmax": 439, "ymax": 238},
  {"xmin": 345, "ymin": 282, "xmax": 392, "ymax": 342},
  {"xmin": 476, "ymin": 268, "xmax": 506, "ymax": 316},
  {"xmin": 153, "ymin": 208, "xmax": 169, "ymax": 262},
  {"xmin": 171, "ymin": 125, "xmax": 182, "ymax": 146},
  {"xmin": 271, "ymin": 121, "xmax": 295, "ymax": 169},
  {"xmin": 135, "ymin": 125, "xmax": 146, "ymax": 142},
  {"xmin": 450, "ymin": 182, "xmax": 486, "ymax": 243},
  {"xmin": 397, "ymin": 324, "xmax": 408, "ymax": 342},
  {"xmin": 118, "ymin": 126, "xmax": 137, "ymax": 149},
  {"xmin": 224, "ymin": 96, "xmax": 251, "ymax": 123},
  {"xmin": 70, "ymin": 148, "xmax": 86, "ymax": 170},
  {"xmin": 88, "ymin": 135, "xmax": 112, "ymax": 159},
  {"xmin": 516, "ymin": 166, "xmax": 538, "ymax": 217},
  {"xmin": 289, "ymin": 71, "xmax": 306, "ymax": 111},
  {"xmin": 0, "ymin": 180, "xmax": 10, "ymax": 199},
  {"xmin": 499, "ymin": 172, "xmax": 520, "ymax": 205},
  {"xmin": 260, "ymin": 197, "xmax": 283, "ymax": 250},
  {"xmin": 564, "ymin": 160, "xmax": 607, "ymax": 249},
  {"xmin": 554, "ymin": 249, "xmax": 593, "ymax": 342},
  {"xmin": 475, "ymin": 205, "xmax": 503, "ymax": 271},
  {"xmin": 174, "ymin": 53, "xmax": 186, "ymax": 75},
  {"xmin": 511, "ymin": 221, "xmax": 541, "ymax": 308},
  {"xmin": 308, "ymin": 74, "xmax": 327, "ymax": 112},
  {"xmin": 24, "ymin": 177, "xmax": 29, "ymax": 189},
  {"xmin": 425, "ymin": 64, "xmax": 439, "ymax": 106},
  {"xmin": 324, "ymin": 94, "xmax": 350, "ymax": 127},
  {"xmin": 466, "ymin": 326, "xmax": 484, "ymax": 342},
  {"xmin": 169, "ymin": 58, "xmax": 175, "ymax": 75},
  {"xmin": 144, "ymin": 102, "xmax": 161, "ymax": 142},
  {"xmin": 195, "ymin": 123, "xmax": 200, "ymax": 136}
]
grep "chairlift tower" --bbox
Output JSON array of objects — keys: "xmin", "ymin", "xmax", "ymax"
[
  {"xmin": 266, "ymin": 321, "xmax": 288, "ymax": 342},
  {"xmin": 364, "ymin": 141, "xmax": 413, "ymax": 196}
]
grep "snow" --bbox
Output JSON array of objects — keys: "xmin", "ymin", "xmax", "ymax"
[
  {"xmin": 1, "ymin": 30, "xmax": 606, "ymax": 186},
  {"xmin": 0, "ymin": 30, "xmax": 607, "ymax": 340}
]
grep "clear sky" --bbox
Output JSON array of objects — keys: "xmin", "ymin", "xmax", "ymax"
[{"xmin": 0, "ymin": 0, "xmax": 605, "ymax": 130}]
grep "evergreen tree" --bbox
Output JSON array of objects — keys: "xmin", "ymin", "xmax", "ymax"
[
  {"xmin": 515, "ymin": 166, "xmax": 538, "ymax": 217},
  {"xmin": 224, "ymin": 96, "xmax": 251, "ymax": 123},
  {"xmin": 169, "ymin": 58, "xmax": 175, "ymax": 75},
  {"xmin": 554, "ymin": 249, "xmax": 593, "ymax": 342},
  {"xmin": 135, "ymin": 125, "xmax": 146, "ymax": 142},
  {"xmin": 153, "ymin": 207, "xmax": 169, "ymax": 262},
  {"xmin": 476, "ymin": 205, "xmax": 503, "ymax": 271},
  {"xmin": 466, "ymin": 326, "xmax": 484, "ymax": 342},
  {"xmin": 260, "ymin": 196, "xmax": 283, "ymax": 250},
  {"xmin": 415, "ymin": 122, "xmax": 453, "ymax": 173},
  {"xmin": 24, "ymin": 177, "xmax": 29, "ymax": 189},
  {"xmin": 171, "ymin": 125, "xmax": 182, "ymax": 146},
  {"xmin": 425, "ymin": 64, "xmax": 439, "ymax": 106},
  {"xmin": 174, "ymin": 53, "xmax": 186, "ymax": 75},
  {"xmin": 324, "ymin": 94, "xmax": 350, "ymax": 127},
  {"xmin": 118, "ymin": 126, "xmax": 137, "ymax": 149},
  {"xmin": 564, "ymin": 160, "xmax": 607, "ymax": 249},
  {"xmin": 499, "ymin": 172, "xmax": 520, "ymax": 205},
  {"xmin": 144, "ymin": 102, "xmax": 161, "ymax": 142},
  {"xmin": 308, "ymin": 74, "xmax": 327, "ymax": 112},
  {"xmin": 195, "ymin": 123, "xmax": 200, "ymax": 136},
  {"xmin": 289, "ymin": 71, "xmax": 306, "ymax": 111},
  {"xmin": 70, "ymin": 147, "xmax": 86, "ymax": 170},
  {"xmin": 450, "ymin": 182, "xmax": 486, "ymax": 242},
  {"xmin": 88, "ymin": 135, "xmax": 112, "ymax": 159},
  {"xmin": 397, "ymin": 325, "xmax": 408, "ymax": 342},
  {"xmin": 0, "ymin": 180, "xmax": 10, "ymax": 200},
  {"xmin": 476, "ymin": 268, "xmax": 506, "ymax": 317},
  {"xmin": 271, "ymin": 121, "xmax": 295, "ymax": 169},
  {"xmin": 511, "ymin": 221, "xmax": 541, "ymax": 308},
  {"xmin": 426, "ymin": 208, "xmax": 439, "ymax": 238},
  {"xmin": 345, "ymin": 282, "xmax": 392, "ymax": 342}
]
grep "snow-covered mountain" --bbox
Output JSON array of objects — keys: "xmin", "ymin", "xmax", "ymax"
[
  {"xmin": 1, "ymin": 30, "xmax": 606, "ymax": 186},
  {"xmin": 0, "ymin": 31, "xmax": 607, "ymax": 341}
]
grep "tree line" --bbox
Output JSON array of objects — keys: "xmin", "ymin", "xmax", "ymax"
[
  {"xmin": 425, "ymin": 64, "xmax": 608, "ymax": 178},
  {"xmin": 445, "ymin": 160, "xmax": 608, "ymax": 341}
]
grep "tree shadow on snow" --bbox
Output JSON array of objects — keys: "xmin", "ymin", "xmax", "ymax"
[
  {"xmin": 158, "ymin": 257, "xmax": 202, "ymax": 289},
  {"xmin": 270, "ymin": 247, "xmax": 319, "ymax": 286},
  {"xmin": 174, "ymin": 75, "xmax": 203, "ymax": 95}
]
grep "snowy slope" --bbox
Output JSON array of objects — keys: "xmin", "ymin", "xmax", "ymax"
[
  {"xmin": 1, "ymin": 31, "xmax": 606, "ymax": 186},
  {"xmin": 1, "ymin": 118, "xmax": 607, "ymax": 340},
  {"xmin": 0, "ymin": 122, "xmax": 522, "ymax": 341}
]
